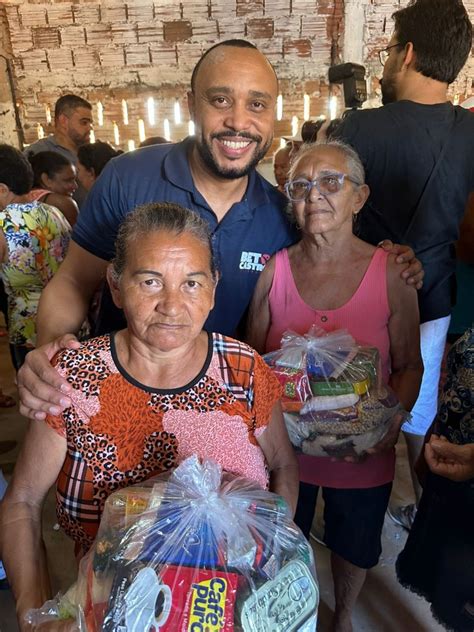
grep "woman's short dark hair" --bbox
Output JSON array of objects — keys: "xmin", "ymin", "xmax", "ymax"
[
  {"xmin": 112, "ymin": 203, "xmax": 218, "ymax": 281},
  {"xmin": 393, "ymin": 0, "xmax": 472, "ymax": 84},
  {"xmin": 28, "ymin": 151, "xmax": 73, "ymax": 188},
  {"xmin": 301, "ymin": 120, "xmax": 325, "ymax": 143},
  {"xmin": 77, "ymin": 141, "xmax": 119, "ymax": 178},
  {"xmin": 0, "ymin": 144, "xmax": 34, "ymax": 194}
]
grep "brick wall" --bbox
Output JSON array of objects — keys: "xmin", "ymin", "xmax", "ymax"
[
  {"xmin": 0, "ymin": 3, "xmax": 20, "ymax": 144},
  {"xmin": 1, "ymin": 0, "xmax": 473, "ymax": 151}
]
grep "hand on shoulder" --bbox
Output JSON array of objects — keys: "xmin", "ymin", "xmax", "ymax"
[{"xmin": 18, "ymin": 334, "xmax": 81, "ymax": 421}]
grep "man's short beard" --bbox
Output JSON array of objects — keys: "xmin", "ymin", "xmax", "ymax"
[{"xmin": 196, "ymin": 133, "xmax": 272, "ymax": 180}]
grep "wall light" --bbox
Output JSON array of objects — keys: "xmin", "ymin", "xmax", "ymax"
[
  {"xmin": 163, "ymin": 119, "xmax": 171, "ymax": 141},
  {"xmin": 303, "ymin": 94, "xmax": 310, "ymax": 121},
  {"xmin": 45, "ymin": 105, "xmax": 51, "ymax": 124},
  {"xmin": 147, "ymin": 97, "xmax": 155, "ymax": 125},
  {"xmin": 276, "ymin": 94, "xmax": 283, "ymax": 121},
  {"xmin": 138, "ymin": 119, "xmax": 146, "ymax": 143},
  {"xmin": 37, "ymin": 124, "xmax": 44, "ymax": 139},
  {"xmin": 188, "ymin": 120, "xmax": 195, "ymax": 136},
  {"xmin": 128, "ymin": 139, "xmax": 136, "ymax": 151},
  {"xmin": 89, "ymin": 129, "xmax": 96, "ymax": 143},
  {"xmin": 121, "ymin": 100, "xmax": 129, "ymax": 125},
  {"xmin": 174, "ymin": 101, "xmax": 181, "ymax": 124},
  {"xmin": 113, "ymin": 122, "xmax": 120, "ymax": 146},
  {"xmin": 97, "ymin": 101, "xmax": 104, "ymax": 127},
  {"xmin": 329, "ymin": 96, "xmax": 338, "ymax": 120},
  {"xmin": 291, "ymin": 115, "xmax": 299, "ymax": 137}
]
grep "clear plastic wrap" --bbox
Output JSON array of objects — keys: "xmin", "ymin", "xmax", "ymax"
[
  {"xmin": 264, "ymin": 327, "xmax": 408, "ymax": 458},
  {"xmin": 26, "ymin": 456, "xmax": 318, "ymax": 631}
]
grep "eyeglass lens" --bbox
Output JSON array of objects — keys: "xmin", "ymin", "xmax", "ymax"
[{"xmin": 288, "ymin": 175, "xmax": 344, "ymax": 200}]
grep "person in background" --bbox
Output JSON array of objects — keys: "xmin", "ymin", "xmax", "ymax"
[
  {"xmin": 15, "ymin": 39, "xmax": 423, "ymax": 424},
  {"xmin": 28, "ymin": 151, "xmax": 78, "ymax": 226},
  {"xmin": 397, "ymin": 325, "xmax": 474, "ymax": 632},
  {"xmin": 25, "ymin": 94, "xmax": 93, "ymax": 208},
  {"xmin": 273, "ymin": 143, "xmax": 293, "ymax": 193},
  {"xmin": 76, "ymin": 141, "xmax": 123, "ymax": 336},
  {"xmin": 138, "ymin": 136, "xmax": 172, "ymax": 148},
  {"xmin": 447, "ymin": 193, "xmax": 474, "ymax": 344},
  {"xmin": 334, "ymin": 0, "xmax": 474, "ymax": 528},
  {"xmin": 301, "ymin": 119, "xmax": 325, "ymax": 143},
  {"xmin": 0, "ymin": 145, "xmax": 71, "ymax": 370},
  {"xmin": 77, "ymin": 141, "xmax": 121, "ymax": 193},
  {"xmin": 0, "ymin": 203, "xmax": 298, "ymax": 631},
  {"xmin": 246, "ymin": 141, "xmax": 423, "ymax": 632}
]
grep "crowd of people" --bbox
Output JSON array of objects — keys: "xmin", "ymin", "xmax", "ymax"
[{"xmin": 0, "ymin": 0, "xmax": 472, "ymax": 630}]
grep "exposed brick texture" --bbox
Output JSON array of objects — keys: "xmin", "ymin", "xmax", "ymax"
[
  {"xmin": 1, "ymin": 0, "xmax": 471, "ymax": 152},
  {"xmin": 246, "ymin": 18, "xmax": 274, "ymax": 39},
  {"xmin": 32, "ymin": 26, "xmax": 60, "ymax": 49},
  {"xmin": 163, "ymin": 20, "xmax": 193, "ymax": 43}
]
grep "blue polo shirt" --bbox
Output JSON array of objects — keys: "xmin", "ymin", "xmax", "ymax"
[{"xmin": 73, "ymin": 138, "xmax": 296, "ymax": 336}]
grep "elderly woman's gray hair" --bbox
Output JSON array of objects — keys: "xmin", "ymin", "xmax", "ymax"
[
  {"xmin": 288, "ymin": 139, "xmax": 366, "ymax": 186},
  {"xmin": 285, "ymin": 140, "xmax": 366, "ymax": 225},
  {"xmin": 112, "ymin": 202, "xmax": 218, "ymax": 279}
]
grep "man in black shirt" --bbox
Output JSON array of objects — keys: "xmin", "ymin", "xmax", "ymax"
[{"xmin": 336, "ymin": 0, "xmax": 474, "ymax": 528}]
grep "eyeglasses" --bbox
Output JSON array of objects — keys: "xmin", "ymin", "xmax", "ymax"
[
  {"xmin": 285, "ymin": 173, "xmax": 362, "ymax": 201},
  {"xmin": 378, "ymin": 43, "xmax": 404, "ymax": 66}
]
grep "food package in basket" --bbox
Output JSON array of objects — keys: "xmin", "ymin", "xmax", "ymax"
[
  {"xmin": 263, "ymin": 327, "xmax": 407, "ymax": 458},
  {"xmin": 26, "ymin": 455, "xmax": 318, "ymax": 631}
]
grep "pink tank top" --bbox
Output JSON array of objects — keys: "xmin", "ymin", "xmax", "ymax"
[{"xmin": 267, "ymin": 247, "xmax": 394, "ymax": 489}]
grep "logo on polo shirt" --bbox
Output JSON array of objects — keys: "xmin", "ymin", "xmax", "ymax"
[{"xmin": 239, "ymin": 251, "xmax": 270, "ymax": 272}]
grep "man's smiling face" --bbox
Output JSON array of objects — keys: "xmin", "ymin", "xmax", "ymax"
[{"xmin": 188, "ymin": 45, "xmax": 278, "ymax": 180}]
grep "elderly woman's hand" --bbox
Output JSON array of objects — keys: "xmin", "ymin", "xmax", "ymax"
[
  {"xmin": 425, "ymin": 435, "xmax": 474, "ymax": 482},
  {"xmin": 378, "ymin": 240, "xmax": 424, "ymax": 289},
  {"xmin": 366, "ymin": 413, "xmax": 405, "ymax": 456}
]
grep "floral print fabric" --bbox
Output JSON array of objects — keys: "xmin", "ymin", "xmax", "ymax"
[
  {"xmin": 0, "ymin": 201, "xmax": 71, "ymax": 346},
  {"xmin": 45, "ymin": 333, "xmax": 282, "ymax": 552},
  {"xmin": 434, "ymin": 325, "xmax": 474, "ymax": 445}
]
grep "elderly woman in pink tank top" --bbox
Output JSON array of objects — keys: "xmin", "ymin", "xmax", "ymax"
[{"xmin": 246, "ymin": 140, "xmax": 423, "ymax": 632}]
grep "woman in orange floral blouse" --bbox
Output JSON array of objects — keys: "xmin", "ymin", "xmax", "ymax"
[{"xmin": 1, "ymin": 202, "xmax": 297, "ymax": 629}]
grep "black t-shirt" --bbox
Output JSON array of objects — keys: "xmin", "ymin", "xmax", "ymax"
[{"xmin": 336, "ymin": 101, "xmax": 474, "ymax": 323}]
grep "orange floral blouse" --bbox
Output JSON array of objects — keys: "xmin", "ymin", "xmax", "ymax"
[{"xmin": 45, "ymin": 332, "xmax": 282, "ymax": 552}]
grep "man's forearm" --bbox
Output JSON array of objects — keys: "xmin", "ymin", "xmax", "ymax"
[{"xmin": 36, "ymin": 273, "xmax": 92, "ymax": 346}]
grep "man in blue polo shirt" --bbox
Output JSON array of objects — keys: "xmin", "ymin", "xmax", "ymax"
[
  {"xmin": 17, "ymin": 39, "xmax": 421, "ymax": 421},
  {"xmin": 73, "ymin": 135, "xmax": 294, "ymax": 336}
]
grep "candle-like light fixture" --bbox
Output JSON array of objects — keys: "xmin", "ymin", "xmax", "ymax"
[
  {"xmin": 303, "ymin": 94, "xmax": 310, "ymax": 121},
  {"xmin": 138, "ymin": 119, "xmax": 146, "ymax": 143},
  {"xmin": 37, "ymin": 124, "xmax": 45, "ymax": 139},
  {"xmin": 128, "ymin": 139, "xmax": 136, "ymax": 151},
  {"xmin": 89, "ymin": 129, "xmax": 96, "ymax": 143},
  {"xmin": 97, "ymin": 101, "xmax": 104, "ymax": 127},
  {"xmin": 147, "ymin": 97, "xmax": 155, "ymax": 125},
  {"xmin": 291, "ymin": 115, "xmax": 299, "ymax": 137},
  {"xmin": 329, "ymin": 96, "xmax": 338, "ymax": 120},
  {"xmin": 188, "ymin": 120, "xmax": 195, "ymax": 136},
  {"xmin": 122, "ymin": 99, "xmax": 129, "ymax": 125},
  {"xmin": 45, "ymin": 105, "xmax": 51, "ymax": 124},
  {"xmin": 174, "ymin": 101, "xmax": 181, "ymax": 124},
  {"xmin": 276, "ymin": 94, "xmax": 283, "ymax": 121},
  {"xmin": 163, "ymin": 119, "xmax": 171, "ymax": 141},
  {"xmin": 113, "ymin": 122, "xmax": 120, "ymax": 146}
]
